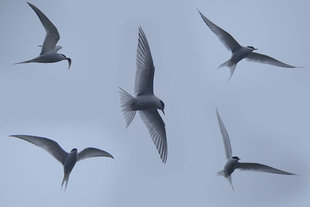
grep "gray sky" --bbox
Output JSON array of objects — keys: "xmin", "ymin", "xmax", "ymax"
[{"xmin": 0, "ymin": 0, "xmax": 309, "ymax": 206}]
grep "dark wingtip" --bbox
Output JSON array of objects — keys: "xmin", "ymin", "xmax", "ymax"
[
  {"xmin": 161, "ymin": 155, "xmax": 167, "ymax": 164},
  {"xmin": 27, "ymin": 2, "xmax": 34, "ymax": 7},
  {"xmin": 287, "ymin": 172, "xmax": 296, "ymax": 176}
]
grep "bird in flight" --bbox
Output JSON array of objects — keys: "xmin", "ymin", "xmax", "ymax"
[
  {"xmin": 215, "ymin": 109, "xmax": 294, "ymax": 190},
  {"xmin": 119, "ymin": 27, "xmax": 167, "ymax": 163},
  {"xmin": 16, "ymin": 2, "xmax": 71, "ymax": 69},
  {"xmin": 10, "ymin": 135, "xmax": 113, "ymax": 190},
  {"xmin": 198, "ymin": 10, "xmax": 298, "ymax": 80}
]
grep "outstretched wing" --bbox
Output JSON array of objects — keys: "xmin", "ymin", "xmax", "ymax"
[
  {"xmin": 135, "ymin": 27, "xmax": 155, "ymax": 96},
  {"xmin": 28, "ymin": 2, "xmax": 60, "ymax": 55},
  {"xmin": 10, "ymin": 135, "xmax": 68, "ymax": 164},
  {"xmin": 216, "ymin": 109, "xmax": 232, "ymax": 160},
  {"xmin": 237, "ymin": 162, "xmax": 295, "ymax": 175},
  {"xmin": 245, "ymin": 52, "xmax": 298, "ymax": 68},
  {"xmin": 198, "ymin": 10, "xmax": 241, "ymax": 52},
  {"xmin": 139, "ymin": 109, "xmax": 167, "ymax": 163},
  {"xmin": 77, "ymin": 147, "xmax": 114, "ymax": 162}
]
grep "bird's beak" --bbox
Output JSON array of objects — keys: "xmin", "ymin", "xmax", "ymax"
[
  {"xmin": 253, "ymin": 48, "xmax": 258, "ymax": 50},
  {"xmin": 67, "ymin": 58, "xmax": 72, "ymax": 69},
  {"xmin": 161, "ymin": 109, "xmax": 165, "ymax": 115}
]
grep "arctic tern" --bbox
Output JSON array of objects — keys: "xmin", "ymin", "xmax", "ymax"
[
  {"xmin": 16, "ymin": 2, "xmax": 71, "ymax": 69},
  {"xmin": 198, "ymin": 10, "xmax": 298, "ymax": 80},
  {"xmin": 10, "ymin": 135, "xmax": 113, "ymax": 190},
  {"xmin": 216, "ymin": 110, "xmax": 294, "ymax": 190},
  {"xmin": 119, "ymin": 27, "xmax": 167, "ymax": 163}
]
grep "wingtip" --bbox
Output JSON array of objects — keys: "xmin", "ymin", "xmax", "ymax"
[
  {"xmin": 27, "ymin": 2, "xmax": 33, "ymax": 7},
  {"xmin": 107, "ymin": 153, "xmax": 114, "ymax": 159},
  {"xmin": 215, "ymin": 108, "xmax": 221, "ymax": 118},
  {"xmin": 161, "ymin": 152, "xmax": 168, "ymax": 164},
  {"xmin": 138, "ymin": 26, "xmax": 145, "ymax": 37},
  {"xmin": 197, "ymin": 9, "xmax": 202, "ymax": 15}
]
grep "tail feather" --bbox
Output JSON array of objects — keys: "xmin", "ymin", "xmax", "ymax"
[
  {"xmin": 217, "ymin": 60, "xmax": 237, "ymax": 82},
  {"xmin": 61, "ymin": 173, "xmax": 70, "ymax": 191},
  {"xmin": 227, "ymin": 176, "xmax": 234, "ymax": 191},
  {"xmin": 217, "ymin": 170, "xmax": 225, "ymax": 176},
  {"xmin": 15, "ymin": 59, "xmax": 35, "ymax": 64},
  {"xmin": 217, "ymin": 60, "xmax": 230, "ymax": 69},
  {"xmin": 119, "ymin": 87, "xmax": 136, "ymax": 127}
]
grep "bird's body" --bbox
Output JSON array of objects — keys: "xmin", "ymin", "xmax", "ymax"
[
  {"xmin": 230, "ymin": 47, "xmax": 254, "ymax": 63},
  {"xmin": 198, "ymin": 10, "xmax": 298, "ymax": 80},
  {"xmin": 16, "ymin": 2, "xmax": 71, "ymax": 69},
  {"xmin": 10, "ymin": 135, "xmax": 113, "ymax": 190},
  {"xmin": 215, "ymin": 110, "xmax": 294, "ymax": 190},
  {"xmin": 18, "ymin": 53, "xmax": 68, "ymax": 64},
  {"xmin": 131, "ymin": 95, "xmax": 163, "ymax": 111},
  {"xmin": 223, "ymin": 157, "xmax": 239, "ymax": 177},
  {"xmin": 119, "ymin": 27, "xmax": 167, "ymax": 163},
  {"xmin": 61, "ymin": 149, "xmax": 78, "ymax": 188}
]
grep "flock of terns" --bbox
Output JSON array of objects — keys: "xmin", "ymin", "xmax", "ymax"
[{"xmin": 11, "ymin": 2, "xmax": 297, "ymax": 191}]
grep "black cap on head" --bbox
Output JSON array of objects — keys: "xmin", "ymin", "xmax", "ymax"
[{"xmin": 232, "ymin": 156, "xmax": 240, "ymax": 160}]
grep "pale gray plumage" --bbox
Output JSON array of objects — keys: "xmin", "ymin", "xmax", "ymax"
[
  {"xmin": 198, "ymin": 10, "xmax": 298, "ymax": 80},
  {"xmin": 216, "ymin": 109, "xmax": 232, "ymax": 160},
  {"xmin": 16, "ymin": 2, "xmax": 71, "ymax": 69},
  {"xmin": 198, "ymin": 10, "xmax": 241, "ymax": 52},
  {"xmin": 135, "ymin": 27, "xmax": 155, "ymax": 96},
  {"xmin": 119, "ymin": 27, "xmax": 167, "ymax": 163},
  {"xmin": 245, "ymin": 52, "xmax": 297, "ymax": 68},
  {"xmin": 77, "ymin": 147, "xmax": 113, "ymax": 162},
  {"xmin": 237, "ymin": 163, "xmax": 295, "ymax": 175},
  {"xmin": 28, "ymin": 2, "xmax": 60, "ymax": 55},
  {"xmin": 139, "ymin": 110, "xmax": 167, "ymax": 163},
  {"xmin": 10, "ymin": 135, "xmax": 113, "ymax": 190},
  {"xmin": 215, "ymin": 110, "xmax": 295, "ymax": 190}
]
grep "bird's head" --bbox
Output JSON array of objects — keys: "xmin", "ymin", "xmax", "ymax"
[
  {"xmin": 71, "ymin": 148, "xmax": 77, "ymax": 153},
  {"xmin": 60, "ymin": 54, "xmax": 72, "ymax": 69},
  {"xmin": 159, "ymin": 100, "xmax": 165, "ymax": 115},
  {"xmin": 232, "ymin": 156, "xmax": 240, "ymax": 160},
  {"xmin": 246, "ymin": 46, "xmax": 258, "ymax": 51}
]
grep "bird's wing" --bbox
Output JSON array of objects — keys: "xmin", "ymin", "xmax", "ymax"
[
  {"xmin": 77, "ymin": 147, "xmax": 114, "ymax": 162},
  {"xmin": 139, "ymin": 110, "xmax": 167, "ymax": 163},
  {"xmin": 216, "ymin": 109, "xmax": 232, "ymax": 160},
  {"xmin": 10, "ymin": 135, "xmax": 68, "ymax": 165},
  {"xmin": 198, "ymin": 10, "xmax": 241, "ymax": 52},
  {"xmin": 245, "ymin": 52, "xmax": 297, "ymax": 68},
  {"xmin": 27, "ymin": 2, "xmax": 60, "ymax": 55},
  {"xmin": 237, "ymin": 162, "xmax": 295, "ymax": 175},
  {"xmin": 135, "ymin": 27, "xmax": 155, "ymax": 96}
]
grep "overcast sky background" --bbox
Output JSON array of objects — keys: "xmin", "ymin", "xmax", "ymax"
[{"xmin": 0, "ymin": 0, "xmax": 310, "ymax": 206}]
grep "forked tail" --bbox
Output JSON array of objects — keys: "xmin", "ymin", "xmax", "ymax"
[
  {"xmin": 119, "ymin": 87, "xmax": 136, "ymax": 127},
  {"xmin": 217, "ymin": 170, "xmax": 234, "ymax": 191},
  {"xmin": 61, "ymin": 173, "xmax": 70, "ymax": 191},
  {"xmin": 217, "ymin": 60, "xmax": 237, "ymax": 82},
  {"xmin": 227, "ymin": 176, "xmax": 234, "ymax": 191}
]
